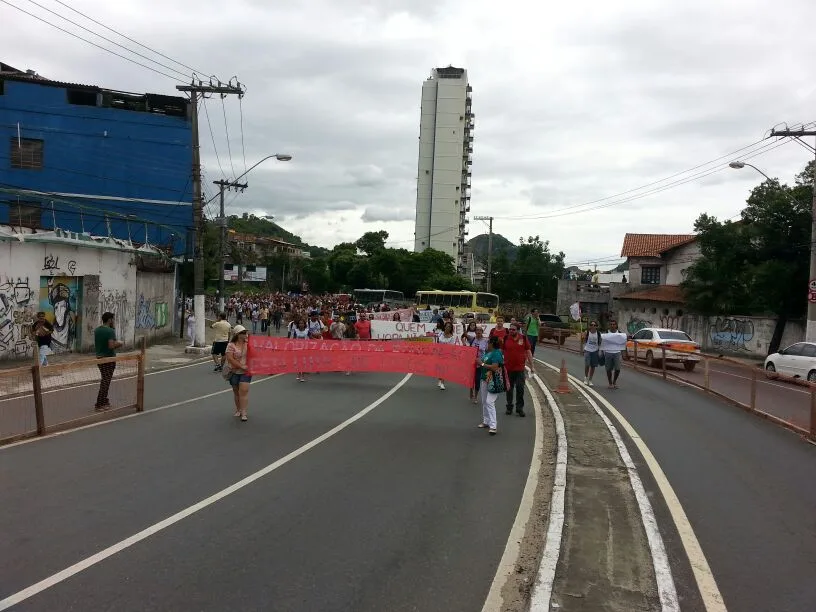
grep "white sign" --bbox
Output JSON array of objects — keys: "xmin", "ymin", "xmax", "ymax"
[
  {"xmin": 223, "ymin": 266, "xmax": 267, "ymax": 283},
  {"xmin": 370, "ymin": 321, "xmax": 436, "ymax": 339},
  {"xmin": 418, "ymin": 310, "xmax": 434, "ymax": 323},
  {"xmin": 569, "ymin": 302, "xmax": 582, "ymax": 322}
]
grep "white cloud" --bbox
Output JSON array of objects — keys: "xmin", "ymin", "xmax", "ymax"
[{"xmin": 4, "ymin": 0, "xmax": 816, "ymax": 268}]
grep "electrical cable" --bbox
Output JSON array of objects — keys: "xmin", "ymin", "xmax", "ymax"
[{"xmin": 221, "ymin": 96, "xmax": 236, "ymax": 179}]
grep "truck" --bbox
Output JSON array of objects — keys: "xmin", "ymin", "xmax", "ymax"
[{"xmin": 536, "ymin": 313, "xmax": 574, "ymax": 346}]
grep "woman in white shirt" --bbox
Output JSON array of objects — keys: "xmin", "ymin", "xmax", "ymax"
[
  {"xmin": 436, "ymin": 321, "xmax": 461, "ymax": 391},
  {"xmin": 291, "ymin": 319, "xmax": 310, "ymax": 382}
]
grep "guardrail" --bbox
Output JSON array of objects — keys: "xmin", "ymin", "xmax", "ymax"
[
  {"xmin": 0, "ymin": 341, "xmax": 146, "ymax": 446},
  {"xmin": 542, "ymin": 330, "xmax": 815, "ymax": 441}
]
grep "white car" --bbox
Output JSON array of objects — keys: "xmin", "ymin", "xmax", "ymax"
[
  {"xmin": 764, "ymin": 342, "xmax": 816, "ymax": 383},
  {"xmin": 624, "ymin": 328, "xmax": 702, "ymax": 371}
]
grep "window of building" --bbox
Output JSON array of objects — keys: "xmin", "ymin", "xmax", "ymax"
[
  {"xmin": 10, "ymin": 138, "xmax": 44, "ymax": 169},
  {"xmin": 67, "ymin": 89, "xmax": 98, "ymax": 106},
  {"xmin": 640, "ymin": 265, "xmax": 661, "ymax": 285},
  {"xmin": 7, "ymin": 201, "xmax": 42, "ymax": 229}
]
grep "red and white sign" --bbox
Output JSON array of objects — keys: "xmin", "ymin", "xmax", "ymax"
[
  {"xmin": 247, "ymin": 337, "xmax": 477, "ymax": 387},
  {"xmin": 809, "ymin": 290, "xmax": 816, "ymax": 304}
]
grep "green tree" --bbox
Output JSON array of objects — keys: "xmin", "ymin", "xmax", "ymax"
[
  {"xmin": 355, "ymin": 230, "xmax": 389, "ymax": 256},
  {"xmin": 682, "ymin": 164, "xmax": 812, "ymax": 354}
]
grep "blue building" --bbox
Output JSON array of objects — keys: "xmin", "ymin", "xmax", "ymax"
[{"xmin": 0, "ymin": 63, "xmax": 193, "ymax": 255}]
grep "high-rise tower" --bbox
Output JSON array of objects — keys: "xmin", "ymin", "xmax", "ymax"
[{"xmin": 413, "ymin": 66, "xmax": 473, "ymax": 273}]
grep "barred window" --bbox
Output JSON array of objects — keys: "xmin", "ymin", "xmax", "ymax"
[{"xmin": 10, "ymin": 138, "xmax": 43, "ymax": 169}]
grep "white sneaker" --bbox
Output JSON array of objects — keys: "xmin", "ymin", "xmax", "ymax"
[
  {"xmin": 439, "ymin": 382, "xmax": 446, "ymax": 391},
  {"xmin": 587, "ymin": 380, "xmax": 594, "ymax": 387},
  {"xmin": 583, "ymin": 377, "xmax": 588, "ymax": 384}
]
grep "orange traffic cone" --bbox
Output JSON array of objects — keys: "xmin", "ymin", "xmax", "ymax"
[{"xmin": 555, "ymin": 359, "xmax": 571, "ymax": 394}]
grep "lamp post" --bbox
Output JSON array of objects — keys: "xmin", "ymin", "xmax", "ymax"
[
  {"xmin": 730, "ymin": 159, "xmax": 816, "ymax": 342},
  {"xmin": 215, "ymin": 154, "xmax": 292, "ymax": 312}
]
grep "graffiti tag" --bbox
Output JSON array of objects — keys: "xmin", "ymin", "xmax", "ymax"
[{"xmin": 709, "ymin": 317, "xmax": 754, "ymax": 352}]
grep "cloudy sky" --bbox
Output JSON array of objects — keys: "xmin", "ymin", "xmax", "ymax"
[{"xmin": 5, "ymin": 0, "xmax": 816, "ymax": 268}]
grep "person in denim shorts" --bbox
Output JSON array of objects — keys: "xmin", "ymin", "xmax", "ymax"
[{"xmin": 225, "ymin": 325, "xmax": 252, "ymax": 421}]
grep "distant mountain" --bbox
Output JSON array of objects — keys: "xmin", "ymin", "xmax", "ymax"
[
  {"xmin": 611, "ymin": 260, "xmax": 629, "ymax": 272},
  {"xmin": 466, "ymin": 233, "xmax": 517, "ymax": 262}
]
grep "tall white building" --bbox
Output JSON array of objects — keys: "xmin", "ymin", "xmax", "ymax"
[{"xmin": 413, "ymin": 66, "xmax": 473, "ymax": 273}]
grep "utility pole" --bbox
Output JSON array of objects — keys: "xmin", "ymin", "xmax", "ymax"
[
  {"xmin": 177, "ymin": 79, "xmax": 245, "ymax": 347},
  {"xmin": 769, "ymin": 128, "xmax": 816, "ymax": 341},
  {"xmin": 214, "ymin": 179, "xmax": 247, "ymax": 313},
  {"xmin": 474, "ymin": 215, "xmax": 494, "ymax": 292}
]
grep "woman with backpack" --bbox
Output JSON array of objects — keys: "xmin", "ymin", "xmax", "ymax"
[
  {"xmin": 582, "ymin": 320, "xmax": 602, "ymax": 386},
  {"xmin": 477, "ymin": 335, "xmax": 505, "ymax": 436}
]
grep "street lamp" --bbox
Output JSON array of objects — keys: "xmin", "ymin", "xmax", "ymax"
[
  {"xmin": 728, "ymin": 160, "xmax": 773, "ymax": 181},
  {"xmin": 216, "ymin": 153, "xmax": 292, "ymax": 311}
]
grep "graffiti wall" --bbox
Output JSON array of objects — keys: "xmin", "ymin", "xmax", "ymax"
[
  {"xmin": 617, "ymin": 300, "xmax": 806, "ymax": 358},
  {"xmin": 134, "ymin": 270, "xmax": 176, "ymax": 344},
  {"xmin": 39, "ymin": 276, "xmax": 82, "ymax": 353},
  {"xmin": 0, "ymin": 276, "xmax": 36, "ymax": 359}
]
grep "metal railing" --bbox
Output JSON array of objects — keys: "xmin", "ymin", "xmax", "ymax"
[
  {"xmin": 543, "ymin": 330, "xmax": 816, "ymax": 441},
  {"xmin": 0, "ymin": 342, "xmax": 146, "ymax": 446}
]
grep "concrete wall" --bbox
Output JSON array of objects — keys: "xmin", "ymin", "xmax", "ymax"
[
  {"xmin": 665, "ymin": 241, "xmax": 700, "ymax": 285},
  {"xmin": 134, "ymin": 271, "xmax": 176, "ymax": 345},
  {"xmin": 0, "ymin": 237, "xmax": 175, "ymax": 361},
  {"xmin": 556, "ymin": 280, "xmax": 630, "ymax": 318},
  {"xmin": 617, "ymin": 299, "xmax": 804, "ymax": 357}
]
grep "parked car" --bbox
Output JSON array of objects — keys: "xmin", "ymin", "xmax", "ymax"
[
  {"xmin": 624, "ymin": 328, "xmax": 701, "ymax": 371},
  {"xmin": 538, "ymin": 313, "xmax": 574, "ymax": 345},
  {"xmin": 764, "ymin": 342, "xmax": 816, "ymax": 382}
]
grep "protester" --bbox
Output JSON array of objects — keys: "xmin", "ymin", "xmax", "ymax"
[
  {"xmin": 524, "ymin": 308, "xmax": 540, "ymax": 355},
  {"xmin": 601, "ymin": 319, "xmax": 627, "ymax": 389},
  {"xmin": 462, "ymin": 320, "xmax": 478, "ymax": 345},
  {"xmin": 291, "ymin": 319, "xmax": 310, "ymax": 382},
  {"xmin": 354, "ymin": 313, "xmax": 372, "ymax": 339},
  {"xmin": 468, "ymin": 326, "xmax": 489, "ymax": 404},
  {"xmin": 186, "ymin": 309, "xmax": 195, "ymax": 345},
  {"xmin": 94, "ymin": 312, "xmax": 123, "ymax": 412},
  {"xmin": 478, "ymin": 335, "xmax": 505, "ymax": 435},
  {"xmin": 436, "ymin": 321, "xmax": 461, "ymax": 390},
  {"xmin": 582, "ymin": 320, "xmax": 602, "ymax": 386},
  {"xmin": 225, "ymin": 325, "xmax": 251, "ymax": 421},
  {"xmin": 489, "ymin": 316, "xmax": 508, "ymax": 343},
  {"xmin": 31, "ymin": 311, "xmax": 54, "ymax": 366},
  {"xmin": 308, "ymin": 311, "xmax": 327, "ymax": 339},
  {"xmin": 503, "ymin": 322, "xmax": 534, "ymax": 417},
  {"xmin": 210, "ymin": 313, "xmax": 232, "ymax": 371}
]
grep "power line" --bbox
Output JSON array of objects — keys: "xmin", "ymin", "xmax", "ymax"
[
  {"xmin": 0, "ymin": 0, "xmax": 185, "ymax": 82},
  {"xmin": 496, "ymin": 137, "xmax": 794, "ymax": 221},
  {"xmin": 239, "ymin": 95, "xmax": 248, "ymax": 175},
  {"xmin": 221, "ymin": 95, "xmax": 236, "ymax": 179},
  {"xmin": 49, "ymin": 0, "xmax": 210, "ymax": 77},
  {"xmin": 202, "ymin": 99, "xmax": 225, "ymax": 177},
  {"xmin": 497, "ymin": 139, "xmax": 792, "ymax": 222},
  {"xmin": 21, "ymin": 0, "xmax": 192, "ymax": 81}
]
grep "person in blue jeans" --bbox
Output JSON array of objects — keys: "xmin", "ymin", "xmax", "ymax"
[{"xmin": 225, "ymin": 325, "xmax": 252, "ymax": 421}]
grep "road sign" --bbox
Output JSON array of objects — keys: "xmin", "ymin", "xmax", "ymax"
[
  {"xmin": 809, "ymin": 290, "xmax": 816, "ymax": 304},
  {"xmin": 810, "ymin": 279, "xmax": 816, "ymax": 292}
]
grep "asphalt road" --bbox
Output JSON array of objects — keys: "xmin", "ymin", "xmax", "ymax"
[
  {"xmin": 535, "ymin": 345, "xmax": 816, "ymax": 612},
  {"xmin": 0, "ymin": 366, "xmax": 536, "ymax": 611}
]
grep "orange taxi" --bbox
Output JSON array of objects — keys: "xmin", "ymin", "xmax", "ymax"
[{"xmin": 624, "ymin": 328, "xmax": 701, "ymax": 372}]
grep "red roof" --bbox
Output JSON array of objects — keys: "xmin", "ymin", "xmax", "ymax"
[
  {"xmin": 618, "ymin": 285, "xmax": 685, "ymax": 303},
  {"xmin": 620, "ymin": 233, "xmax": 696, "ymax": 258}
]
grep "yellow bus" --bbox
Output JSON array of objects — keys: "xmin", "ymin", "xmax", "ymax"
[{"xmin": 415, "ymin": 290, "xmax": 499, "ymax": 317}]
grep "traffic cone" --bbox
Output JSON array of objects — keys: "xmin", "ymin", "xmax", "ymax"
[{"xmin": 555, "ymin": 358, "xmax": 571, "ymax": 394}]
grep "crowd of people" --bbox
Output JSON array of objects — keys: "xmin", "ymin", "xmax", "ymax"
[{"xmin": 206, "ymin": 292, "xmax": 627, "ymax": 431}]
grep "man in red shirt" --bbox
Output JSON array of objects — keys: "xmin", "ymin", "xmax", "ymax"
[
  {"xmin": 503, "ymin": 322, "xmax": 534, "ymax": 417},
  {"xmin": 354, "ymin": 313, "xmax": 372, "ymax": 339}
]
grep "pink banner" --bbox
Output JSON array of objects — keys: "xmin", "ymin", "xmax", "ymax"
[
  {"xmin": 247, "ymin": 337, "xmax": 476, "ymax": 387},
  {"xmin": 368, "ymin": 308, "xmax": 414, "ymax": 321}
]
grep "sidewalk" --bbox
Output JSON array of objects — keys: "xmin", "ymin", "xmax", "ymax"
[{"xmin": 0, "ymin": 326, "xmax": 219, "ymax": 398}]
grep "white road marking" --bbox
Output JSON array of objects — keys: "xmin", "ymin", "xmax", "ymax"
[
  {"xmin": 0, "ymin": 374, "xmax": 413, "ymax": 610},
  {"xmin": 527, "ymin": 376, "xmax": 568, "ymax": 612},
  {"xmin": 480, "ymin": 379, "xmax": 546, "ymax": 612},
  {"xmin": 536, "ymin": 358, "xmax": 727, "ymax": 612},
  {"xmin": 0, "ymin": 375, "xmax": 281, "ymax": 451},
  {"xmin": 0, "ymin": 359, "xmax": 211, "ymax": 404}
]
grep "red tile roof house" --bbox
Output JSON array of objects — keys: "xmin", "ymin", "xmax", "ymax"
[{"xmin": 615, "ymin": 233, "xmax": 701, "ymax": 335}]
